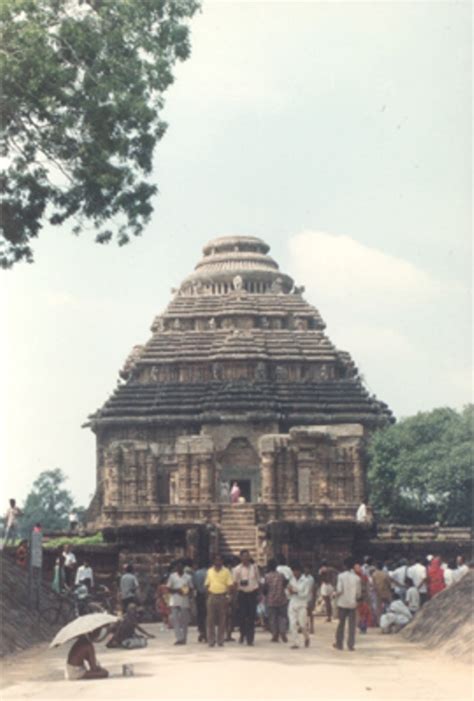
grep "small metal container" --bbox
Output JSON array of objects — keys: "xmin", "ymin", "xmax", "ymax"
[{"xmin": 122, "ymin": 664, "xmax": 134, "ymax": 677}]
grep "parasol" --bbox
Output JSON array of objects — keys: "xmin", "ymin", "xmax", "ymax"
[{"xmin": 50, "ymin": 612, "xmax": 118, "ymax": 648}]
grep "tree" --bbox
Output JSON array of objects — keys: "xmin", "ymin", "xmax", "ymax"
[
  {"xmin": 367, "ymin": 405, "xmax": 473, "ymax": 526},
  {"xmin": 22, "ymin": 468, "xmax": 75, "ymax": 532},
  {"xmin": 0, "ymin": 0, "xmax": 199, "ymax": 268}
]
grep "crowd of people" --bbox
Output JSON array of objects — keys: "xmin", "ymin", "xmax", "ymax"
[
  {"xmin": 115, "ymin": 550, "xmax": 471, "ymax": 652},
  {"xmin": 60, "ymin": 548, "xmax": 471, "ymax": 681}
]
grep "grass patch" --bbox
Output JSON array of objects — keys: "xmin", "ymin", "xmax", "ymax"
[{"xmin": 43, "ymin": 532, "xmax": 104, "ymax": 549}]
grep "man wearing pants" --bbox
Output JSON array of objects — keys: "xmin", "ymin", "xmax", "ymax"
[
  {"xmin": 333, "ymin": 557, "xmax": 361, "ymax": 651},
  {"xmin": 205, "ymin": 554, "xmax": 233, "ymax": 647},
  {"xmin": 167, "ymin": 560, "xmax": 193, "ymax": 645},
  {"xmin": 193, "ymin": 561, "xmax": 209, "ymax": 642},
  {"xmin": 233, "ymin": 549, "xmax": 260, "ymax": 646},
  {"xmin": 287, "ymin": 562, "xmax": 311, "ymax": 649}
]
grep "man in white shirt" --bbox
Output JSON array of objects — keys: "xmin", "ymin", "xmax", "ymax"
[
  {"xmin": 167, "ymin": 560, "xmax": 193, "ymax": 645},
  {"xmin": 407, "ymin": 557, "xmax": 428, "ymax": 605},
  {"xmin": 287, "ymin": 562, "xmax": 311, "ymax": 649},
  {"xmin": 75, "ymin": 560, "xmax": 94, "ymax": 591},
  {"xmin": 63, "ymin": 544, "xmax": 77, "ymax": 588},
  {"xmin": 333, "ymin": 557, "xmax": 361, "ymax": 651},
  {"xmin": 389, "ymin": 560, "xmax": 408, "ymax": 598},
  {"xmin": 233, "ymin": 549, "xmax": 260, "ymax": 646}
]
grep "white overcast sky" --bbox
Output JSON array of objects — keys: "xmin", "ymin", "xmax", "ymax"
[{"xmin": 2, "ymin": 1, "xmax": 472, "ymax": 507}]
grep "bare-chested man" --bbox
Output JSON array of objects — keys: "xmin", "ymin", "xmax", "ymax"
[{"xmin": 66, "ymin": 628, "xmax": 109, "ymax": 681}]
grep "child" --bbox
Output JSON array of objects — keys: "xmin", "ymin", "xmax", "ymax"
[{"xmin": 405, "ymin": 577, "xmax": 420, "ymax": 615}]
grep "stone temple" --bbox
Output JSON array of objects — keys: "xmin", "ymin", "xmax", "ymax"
[{"xmin": 86, "ymin": 235, "xmax": 392, "ymax": 566}]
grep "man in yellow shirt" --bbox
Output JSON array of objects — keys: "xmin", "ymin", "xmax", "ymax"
[{"xmin": 205, "ymin": 554, "xmax": 233, "ymax": 647}]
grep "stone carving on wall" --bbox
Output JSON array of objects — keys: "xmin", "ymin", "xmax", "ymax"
[
  {"xmin": 271, "ymin": 277, "xmax": 283, "ymax": 294},
  {"xmin": 151, "ymin": 316, "xmax": 164, "ymax": 333},
  {"xmin": 208, "ymin": 317, "xmax": 216, "ymax": 330},
  {"xmin": 293, "ymin": 285, "xmax": 305, "ymax": 295},
  {"xmin": 119, "ymin": 345, "xmax": 145, "ymax": 380},
  {"xmin": 233, "ymin": 275, "xmax": 243, "ymax": 291},
  {"xmin": 275, "ymin": 365, "xmax": 288, "ymax": 381}
]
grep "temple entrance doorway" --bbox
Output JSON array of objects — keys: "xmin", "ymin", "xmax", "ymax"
[{"xmin": 229, "ymin": 479, "xmax": 251, "ymax": 503}]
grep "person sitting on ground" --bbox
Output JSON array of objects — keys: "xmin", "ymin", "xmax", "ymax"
[
  {"xmin": 66, "ymin": 628, "xmax": 109, "ymax": 680},
  {"xmin": 107, "ymin": 603, "xmax": 155, "ymax": 649},
  {"xmin": 405, "ymin": 577, "xmax": 420, "ymax": 615},
  {"xmin": 379, "ymin": 593, "xmax": 412, "ymax": 634}
]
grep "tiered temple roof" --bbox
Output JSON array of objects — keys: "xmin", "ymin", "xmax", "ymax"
[{"xmin": 89, "ymin": 236, "xmax": 392, "ymax": 429}]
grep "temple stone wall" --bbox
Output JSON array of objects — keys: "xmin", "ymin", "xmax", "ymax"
[{"xmin": 87, "ymin": 235, "xmax": 393, "ymax": 557}]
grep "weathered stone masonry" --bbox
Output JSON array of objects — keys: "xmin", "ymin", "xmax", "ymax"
[{"xmin": 86, "ymin": 235, "xmax": 393, "ymax": 565}]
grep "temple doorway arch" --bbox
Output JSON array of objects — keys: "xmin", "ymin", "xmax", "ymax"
[{"xmin": 218, "ymin": 437, "xmax": 261, "ymax": 503}]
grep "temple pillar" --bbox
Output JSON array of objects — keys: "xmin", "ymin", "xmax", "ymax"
[
  {"xmin": 261, "ymin": 452, "xmax": 276, "ymax": 502},
  {"xmin": 190, "ymin": 456, "xmax": 200, "ymax": 503},
  {"xmin": 176, "ymin": 435, "xmax": 215, "ymax": 505},
  {"xmin": 352, "ymin": 444, "xmax": 365, "ymax": 502},
  {"xmin": 177, "ymin": 454, "xmax": 189, "ymax": 504},
  {"xmin": 199, "ymin": 456, "xmax": 213, "ymax": 502},
  {"xmin": 145, "ymin": 452, "xmax": 157, "ymax": 506},
  {"xmin": 287, "ymin": 448, "xmax": 298, "ymax": 503}
]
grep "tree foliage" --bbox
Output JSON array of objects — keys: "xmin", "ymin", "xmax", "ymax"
[
  {"xmin": 22, "ymin": 468, "xmax": 76, "ymax": 532},
  {"xmin": 367, "ymin": 405, "xmax": 473, "ymax": 526},
  {"xmin": 0, "ymin": 0, "xmax": 199, "ymax": 268}
]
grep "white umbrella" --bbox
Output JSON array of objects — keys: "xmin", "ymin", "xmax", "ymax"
[{"xmin": 50, "ymin": 612, "xmax": 118, "ymax": 647}]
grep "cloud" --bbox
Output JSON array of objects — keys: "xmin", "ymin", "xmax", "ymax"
[
  {"xmin": 288, "ymin": 230, "xmax": 438, "ymax": 311},
  {"xmin": 286, "ymin": 230, "xmax": 451, "ymax": 415}
]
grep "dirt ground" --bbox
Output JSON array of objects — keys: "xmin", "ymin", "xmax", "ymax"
[{"xmin": 0, "ymin": 621, "xmax": 471, "ymax": 701}]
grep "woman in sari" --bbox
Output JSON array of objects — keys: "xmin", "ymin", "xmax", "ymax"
[
  {"xmin": 427, "ymin": 556, "xmax": 445, "ymax": 598},
  {"xmin": 52, "ymin": 556, "xmax": 65, "ymax": 593},
  {"xmin": 354, "ymin": 564, "xmax": 372, "ymax": 632},
  {"xmin": 155, "ymin": 578, "xmax": 172, "ymax": 628}
]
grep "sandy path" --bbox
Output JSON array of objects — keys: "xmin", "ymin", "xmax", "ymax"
[{"xmin": 0, "ymin": 622, "xmax": 471, "ymax": 701}]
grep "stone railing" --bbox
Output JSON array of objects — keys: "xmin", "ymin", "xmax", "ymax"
[{"xmin": 375, "ymin": 523, "xmax": 473, "ymax": 542}]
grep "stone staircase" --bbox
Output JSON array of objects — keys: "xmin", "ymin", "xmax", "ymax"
[{"xmin": 218, "ymin": 505, "xmax": 260, "ymax": 562}]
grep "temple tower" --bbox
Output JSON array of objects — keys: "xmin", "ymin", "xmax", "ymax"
[{"xmin": 86, "ymin": 236, "xmax": 392, "ymax": 562}]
